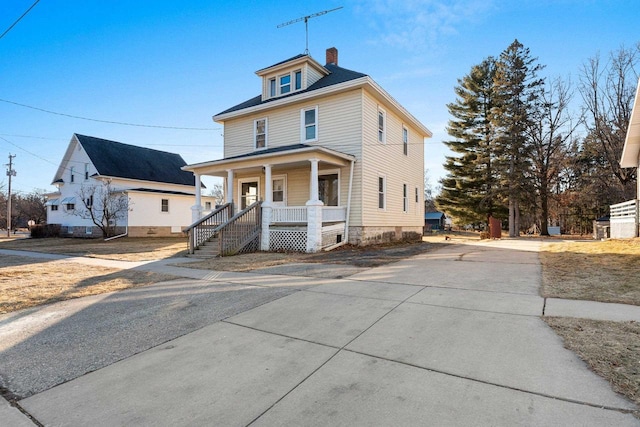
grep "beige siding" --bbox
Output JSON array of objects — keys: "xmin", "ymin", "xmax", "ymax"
[
  {"xmin": 306, "ymin": 64, "xmax": 323, "ymax": 86},
  {"xmin": 361, "ymin": 91, "xmax": 425, "ymax": 228}
]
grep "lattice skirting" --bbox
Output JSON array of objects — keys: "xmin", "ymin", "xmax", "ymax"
[{"xmin": 269, "ymin": 229, "xmax": 307, "ymax": 252}]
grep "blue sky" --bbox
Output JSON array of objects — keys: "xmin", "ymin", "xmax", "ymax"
[{"xmin": 1, "ymin": 0, "xmax": 639, "ymax": 196}]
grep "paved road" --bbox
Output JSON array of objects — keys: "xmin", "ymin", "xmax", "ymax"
[{"xmin": 2, "ymin": 240, "xmax": 639, "ymax": 425}]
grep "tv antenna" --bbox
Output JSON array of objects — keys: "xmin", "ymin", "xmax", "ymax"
[{"xmin": 277, "ymin": 6, "xmax": 343, "ymax": 54}]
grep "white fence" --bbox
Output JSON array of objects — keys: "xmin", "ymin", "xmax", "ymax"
[{"xmin": 610, "ymin": 199, "xmax": 638, "ymax": 239}]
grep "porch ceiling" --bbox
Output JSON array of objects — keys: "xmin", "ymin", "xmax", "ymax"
[{"xmin": 183, "ymin": 145, "xmax": 355, "ymax": 177}]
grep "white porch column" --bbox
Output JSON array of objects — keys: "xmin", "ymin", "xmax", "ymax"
[
  {"xmin": 226, "ymin": 169, "xmax": 234, "ymax": 210},
  {"xmin": 306, "ymin": 158, "xmax": 323, "ymax": 253},
  {"xmin": 191, "ymin": 172, "xmax": 203, "ymax": 222},
  {"xmin": 261, "ymin": 164, "xmax": 272, "ymax": 251}
]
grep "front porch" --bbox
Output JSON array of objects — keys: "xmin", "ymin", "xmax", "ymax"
[{"xmin": 183, "ymin": 144, "xmax": 355, "ymax": 254}]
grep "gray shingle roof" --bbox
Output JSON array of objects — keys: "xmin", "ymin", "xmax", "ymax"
[
  {"xmin": 215, "ymin": 63, "xmax": 367, "ymax": 117},
  {"xmin": 75, "ymin": 134, "xmax": 197, "ymax": 186}
]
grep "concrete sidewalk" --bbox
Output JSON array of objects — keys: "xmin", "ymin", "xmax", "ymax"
[{"xmin": 2, "ymin": 241, "xmax": 640, "ymax": 425}]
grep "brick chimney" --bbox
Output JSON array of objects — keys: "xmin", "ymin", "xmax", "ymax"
[{"xmin": 326, "ymin": 47, "xmax": 338, "ymax": 66}]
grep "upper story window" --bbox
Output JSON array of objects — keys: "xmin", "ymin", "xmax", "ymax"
[
  {"xmin": 269, "ymin": 78, "xmax": 276, "ymax": 97},
  {"xmin": 302, "ymin": 106, "xmax": 318, "ymax": 142},
  {"xmin": 279, "ymin": 74, "xmax": 291, "ymax": 94},
  {"xmin": 84, "ymin": 163, "xmax": 90, "ymax": 180},
  {"xmin": 255, "ymin": 118, "xmax": 267, "ymax": 149},
  {"xmin": 161, "ymin": 199, "xmax": 169, "ymax": 213},
  {"xmin": 403, "ymin": 184, "xmax": 408, "ymax": 213},
  {"xmin": 403, "ymin": 126, "xmax": 408, "ymax": 155},
  {"xmin": 70, "ymin": 166, "xmax": 75, "ymax": 183},
  {"xmin": 294, "ymin": 70, "xmax": 302, "ymax": 90},
  {"xmin": 378, "ymin": 109, "xmax": 386, "ymax": 143},
  {"xmin": 268, "ymin": 69, "xmax": 304, "ymax": 99}
]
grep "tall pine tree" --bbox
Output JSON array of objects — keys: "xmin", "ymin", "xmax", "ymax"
[
  {"xmin": 436, "ymin": 57, "xmax": 503, "ymax": 225},
  {"xmin": 491, "ymin": 39, "xmax": 544, "ymax": 236}
]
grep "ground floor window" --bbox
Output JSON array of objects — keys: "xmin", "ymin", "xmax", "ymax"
[
  {"xmin": 240, "ymin": 180, "xmax": 259, "ymax": 210},
  {"xmin": 161, "ymin": 199, "xmax": 169, "ymax": 212}
]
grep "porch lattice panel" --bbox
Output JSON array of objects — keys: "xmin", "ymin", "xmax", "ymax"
[{"xmin": 269, "ymin": 229, "xmax": 307, "ymax": 252}]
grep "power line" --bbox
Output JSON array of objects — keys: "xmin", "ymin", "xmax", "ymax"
[
  {"xmin": 0, "ymin": 0, "xmax": 40, "ymax": 40},
  {"xmin": 0, "ymin": 98, "xmax": 220, "ymax": 131}
]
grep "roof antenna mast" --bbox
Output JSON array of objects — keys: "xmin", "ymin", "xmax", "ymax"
[{"xmin": 277, "ymin": 6, "xmax": 343, "ymax": 55}]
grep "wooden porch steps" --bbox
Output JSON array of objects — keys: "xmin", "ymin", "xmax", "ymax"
[{"xmin": 187, "ymin": 237, "xmax": 220, "ymax": 259}]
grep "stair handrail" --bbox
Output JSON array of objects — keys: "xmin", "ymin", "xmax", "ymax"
[
  {"xmin": 216, "ymin": 200, "xmax": 262, "ymax": 256},
  {"xmin": 184, "ymin": 203, "xmax": 233, "ymax": 254}
]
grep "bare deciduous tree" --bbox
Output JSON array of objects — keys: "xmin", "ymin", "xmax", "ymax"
[{"xmin": 71, "ymin": 179, "xmax": 130, "ymax": 238}]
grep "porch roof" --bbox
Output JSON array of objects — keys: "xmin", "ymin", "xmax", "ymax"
[
  {"xmin": 182, "ymin": 144, "xmax": 355, "ymax": 177},
  {"xmin": 621, "ymin": 78, "xmax": 640, "ymax": 168}
]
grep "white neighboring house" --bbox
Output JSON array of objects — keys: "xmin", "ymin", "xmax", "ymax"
[{"xmin": 46, "ymin": 134, "xmax": 214, "ymax": 238}]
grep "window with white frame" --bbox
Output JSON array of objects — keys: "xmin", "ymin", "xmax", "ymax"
[
  {"xmin": 272, "ymin": 176, "xmax": 286, "ymax": 204},
  {"xmin": 255, "ymin": 118, "xmax": 267, "ymax": 149},
  {"xmin": 378, "ymin": 176, "xmax": 386, "ymax": 209},
  {"xmin": 51, "ymin": 204, "xmax": 58, "ymax": 211},
  {"xmin": 279, "ymin": 74, "xmax": 291, "ymax": 94},
  {"xmin": 378, "ymin": 109, "xmax": 386, "ymax": 143},
  {"xmin": 70, "ymin": 166, "xmax": 75, "ymax": 183},
  {"xmin": 269, "ymin": 78, "xmax": 276, "ymax": 97},
  {"xmin": 84, "ymin": 163, "xmax": 89, "ymax": 180},
  {"xmin": 302, "ymin": 106, "xmax": 318, "ymax": 142},
  {"xmin": 294, "ymin": 69, "xmax": 302, "ymax": 90},
  {"xmin": 403, "ymin": 184, "xmax": 408, "ymax": 213},
  {"xmin": 85, "ymin": 226, "xmax": 93, "ymax": 235},
  {"xmin": 205, "ymin": 201, "xmax": 212, "ymax": 210},
  {"xmin": 318, "ymin": 172, "xmax": 339, "ymax": 206},
  {"xmin": 403, "ymin": 126, "xmax": 408, "ymax": 155},
  {"xmin": 161, "ymin": 199, "xmax": 169, "ymax": 213}
]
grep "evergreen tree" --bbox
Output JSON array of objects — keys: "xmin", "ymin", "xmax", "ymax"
[
  {"xmin": 436, "ymin": 57, "xmax": 503, "ymax": 226},
  {"xmin": 491, "ymin": 39, "xmax": 545, "ymax": 236}
]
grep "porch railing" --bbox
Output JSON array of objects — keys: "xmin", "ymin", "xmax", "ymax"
[
  {"xmin": 322, "ymin": 206, "xmax": 346, "ymax": 222},
  {"xmin": 610, "ymin": 199, "xmax": 637, "ymax": 218},
  {"xmin": 272, "ymin": 206, "xmax": 307, "ymax": 223},
  {"xmin": 217, "ymin": 201, "xmax": 262, "ymax": 256},
  {"xmin": 183, "ymin": 203, "xmax": 232, "ymax": 254},
  {"xmin": 271, "ymin": 205, "xmax": 346, "ymax": 224}
]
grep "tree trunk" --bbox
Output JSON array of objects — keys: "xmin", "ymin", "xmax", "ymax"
[{"xmin": 509, "ymin": 198, "xmax": 516, "ymax": 237}]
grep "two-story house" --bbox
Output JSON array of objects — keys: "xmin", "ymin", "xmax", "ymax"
[
  {"xmin": 46, "ymin": 134, "xmax": 213, "ymax": 238},
  {"xmin": 183, "ymin": 48, "xmax": 431, "ymax": 253}
]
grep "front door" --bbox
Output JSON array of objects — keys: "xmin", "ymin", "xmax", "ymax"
[{"xmin": 240, "ymin": 180, "xmax": 259, "ymax": 210}]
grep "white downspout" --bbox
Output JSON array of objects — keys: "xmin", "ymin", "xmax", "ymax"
[{"xmin": 324, "ymin": 159, "xmax": 354, "ymax": 251}]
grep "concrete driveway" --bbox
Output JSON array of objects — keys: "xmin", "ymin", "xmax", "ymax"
[{"xmin": 2, "ymin": 240, "xmax": 639, "ymax": 425}]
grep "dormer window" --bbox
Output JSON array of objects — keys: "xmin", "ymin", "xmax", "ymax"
[
  {"xmin": 269, "ymin": 78, "xmax": 276, "ymax": 97},
  {"xmin": 295, "ymin": 70, "xmax": 302, "ymax": 90},
  {"xmin": 279, "ymin": 74, "xmax": 291, "ymax": 94}
]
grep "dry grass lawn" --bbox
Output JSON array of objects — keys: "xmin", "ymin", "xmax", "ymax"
[
  {"xmin": 540, "ymin": 239, "xmax": 640, "ymax": 305},
  {"xmin": 0, "ymin": 254, "xmax": 178, "ymax": 314},
  {"xmin": 545, "ymin": 317, "xmax": 640, "ymax": 410},
  {"xmin": 0, "ymin": 237, "xmax": 188, "ymax": 261}
]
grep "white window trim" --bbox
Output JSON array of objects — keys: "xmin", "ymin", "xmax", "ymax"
[
  {"xmin": 301, "ymin": 106, "xmax": 319, "ymax": 143},
  {"xmin": 378, "ymin": 107, "xmax": 386, "ymax": 144},
  {"xmin": 269, "ymin": 78, "xmax": 276, "ymax": 97},
  {"xmin": 161, "ymin": 198, "xmax": 169, "ymax": 213},
  {"xmin": 378, "ymin": 174, "xmax": 386, "ymax": 211},
  {"xmin": 238, "ymin": 177, "xmax": 261, "ymax": 209},
  {"xmin": 279, "ymin": 73, "xmax": 291, "ymax": 94},
  {"xmin": 85, "ymin": 226, "xmax": 93, "ymax": 235},
  {"xmin": 403, "ymin": 183, "xmax": 408, "ymax": 213},
  {"xmin": 254, "ymin": 118, "xmax": 268, "ymax": 150},
  {"xmin": 402, "ymin": 126, "xmax": 408, "ymax": 155},
  {"xmin": 317, "ymin": 168, "xmax": 341, "ymax": 206},
  {"xmin": 70, "ymin": 166, "xmax": 75, "ymax": 183},
  {"xmin": 271, "ymin": 174, "xmax": 287, "ymax": 206},
  {"xmin": 294, "ymin": 69, "xmax": 302, "ymax": 90}
]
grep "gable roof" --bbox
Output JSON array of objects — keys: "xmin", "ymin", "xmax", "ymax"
[
  {"xmin": 621, "ymin": 78, "xmax": 640, "ymax": 168},
  {"xmin": 425, "ymin": 212, "xmax": 446, "ymax": 220},
  {"xmin": 54, "ymin": 134, "xmax": 198, "ymax": 186},
  {"xmin": 215, "ymin": 63, "xmax": 367, "ymax": 117}
]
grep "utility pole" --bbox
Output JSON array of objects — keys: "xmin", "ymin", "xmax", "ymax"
[{"xmin": 6, "ymin": 154, "xmax": 16, "ymax": 237}]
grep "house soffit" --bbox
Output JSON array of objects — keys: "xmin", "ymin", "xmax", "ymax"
[{"xmin": 621, "ymin": 79, "xmax": 640, "ymax": 168}]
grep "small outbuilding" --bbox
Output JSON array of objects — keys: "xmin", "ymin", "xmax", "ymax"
[{"xmin": 424, "ymin": 211, "xmax": 446, "ymax": 232}]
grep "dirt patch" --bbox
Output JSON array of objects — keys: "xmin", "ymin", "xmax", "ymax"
[
  {"xmin": 0, "ymin": 237, "xmax": 188, "ymax": 261},
  {"xmin": 0, "ymin": 255, "xmax": 178, "ymax": 314},
  {"xmin": 182, "ymin": 241, "xmax": 438, "ymax": 272},
  {"xmin": 540, "ymin": 239, "xmax": 640, "ymax": 306},
  {"xmin": 545, "ymin": 317, "xmax": 640, "ymax": 413}
]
